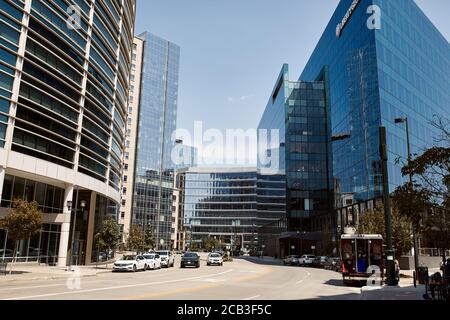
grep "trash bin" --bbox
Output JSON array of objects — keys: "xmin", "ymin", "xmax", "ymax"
[{"xmin": 417, "ymin": 267, "xmax": 429, "ymax": 285}]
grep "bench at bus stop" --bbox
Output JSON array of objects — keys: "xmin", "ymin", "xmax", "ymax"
[{"xmin": 423, "ymin": 271, "xmax": 450, "ymax": 301}]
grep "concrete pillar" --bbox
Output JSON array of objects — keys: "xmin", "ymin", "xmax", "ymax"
[
  {"xmin": 57, "ymin": 185, "xmax": 74, "ymax": 267},
  {"xmin": 84, "ymin": 192, "xmax": 97, "ymax": 265},
  {"xmin": 0, "ymin": 166, "xmax": 5, "ymax": 202}
]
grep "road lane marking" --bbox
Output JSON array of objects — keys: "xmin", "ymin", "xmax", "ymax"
[
  {"xmin": 192, "ymin": 278, "xmax": 227, "ymax": 283},
  {"xmin": 3, "ymin": 269, "xmax": 234, "ymax": 300},
  {"xmin": 122, "ymin": 283, "xmax": 220, "ymax": 300},
  {"xmin": 296, "ymin": 270, "xmax": 312, "ymax": 285},
  {"xmin": 242, "ymin": 295, "xmax": 261, "ymax": 300}
]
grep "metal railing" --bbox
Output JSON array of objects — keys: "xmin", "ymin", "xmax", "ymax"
[{"xmin": 419, "ymin": 248, "xmax": 450, "ymax": 257}]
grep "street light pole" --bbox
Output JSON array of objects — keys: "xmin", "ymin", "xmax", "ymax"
[
  {"xmin": 68, "ymin": 186, "xmax": 79, "ymax": 270},
  {"xmin": 395, "ymin": 117, "xmax": 420, "ymax": 275},
  {"xmin": 379, "ymin": 127, "xmax": 398, "ymax": 286}
]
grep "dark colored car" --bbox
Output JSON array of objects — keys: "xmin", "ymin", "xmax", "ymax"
[
  {"xmin": 325, "ymin": 257, "xmax": 342, "ymax": 272},
  {"xmin": 180, "ymin": 252, "xmax": 200, "ymax": 268},
  {"xmin": 312, "ymin": 256, "xmax": 329, "ymax": 269}
]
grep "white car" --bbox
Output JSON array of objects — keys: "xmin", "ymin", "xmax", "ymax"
[
  {"xmin": 143, "ymin": 253, "xmax": 162, "ymax": 270},
  {"xmin": 156, "ymin": 250, "xmax": 175, "ymax": 268},
  {"xmin": 299, "ymin": 255, "xmax": 316, "ymax": 266},
  {"xmin": 113, "ymin": 255, "xmax": 147, "ymax": 272},
  {"xmin": 207, "ymin": 252, "xmax": 223, "ymax": 266}
]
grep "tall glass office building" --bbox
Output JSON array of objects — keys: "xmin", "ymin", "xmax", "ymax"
[
  {"xmin": 182, "ymin": 168, "xmax": 285, "ymax": 251},
  {"xmin": 131, "ymin": 32, "xmax": 180, "ymax": 249},
  {"xmin": 258, "ymin": 65, "xmax": 333, "ymax": 235},
  {"xmin": 0, "ymin": 0, "xmax": 136, "ymax": 265},
  {"xmin": 299, "ymin": 0, "xmax": 450, "ymax": 228}
]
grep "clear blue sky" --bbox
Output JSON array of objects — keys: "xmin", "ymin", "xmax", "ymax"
[{"xmin": 135, "ymin": 0, "xmax": 450, "ymax": 165}]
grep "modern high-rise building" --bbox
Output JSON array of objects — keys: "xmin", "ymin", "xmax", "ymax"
[
  {"xmin": 0, "ymin": 0, "xmax": 136, "ymax": 265},
  {"xmin": 119, "ymin": 35, "xmax": 143, "ymax": 245},
  {"xmin": 298, "ymin": 0, "xmax": 449, "ymax": 230},
  {"xmin": 128, "ymin": 32, "xmax": 180, "ymax": 249},
  {"xmin": 181, "ymin": 167, "xmax": 286, "ymax": 252},
  {"xmin": 258, "ymin": 64, "xmax": 333, "ymax": 234},
  {"xmin": 257, "ymin": 0, "xmax": 449, "ymax": 256},
  {"xmin": 173, "ymin": 139, "xmax": 198, "ymax": 170},
  {"xmin": 258, "ymin": 65, "xmax": 334, "ymax": 256}
]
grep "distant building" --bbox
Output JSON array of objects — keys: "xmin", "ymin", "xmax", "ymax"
[
  {"xmin": 173, "ymin": 140, "xmax": 198, "ymax": 170},
  {"xmin": 178, "ymin": 167, "xmax": 286, "ymax": 252},
  {"xmin": 122, "ymin": 32, "xmax": 180, "ymax": 250}
]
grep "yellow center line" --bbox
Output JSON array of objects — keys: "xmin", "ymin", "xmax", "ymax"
[{"xmin": 121, "ymin": 265, "xmax": 274, "ymax": 300}]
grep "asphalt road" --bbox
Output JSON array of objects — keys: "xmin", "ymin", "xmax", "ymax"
[{"xmin": 0, "ymin": 256, "xmax": 362, "ymax": 300}]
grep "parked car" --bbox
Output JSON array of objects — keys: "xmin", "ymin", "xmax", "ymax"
[
  {"xmin": 312, "ymin": 256, "xmax": 329, "ymax": 269},
  {"xmin": 143, "ymin": 253, "xmax": 162, "ymax": 270},
  {"xmin": 113, "ymin": 255, "xmax": 147, "ymax": 272},
  {"xmin": 325, "ymin": 257, "xmax": 342, "ymax": 272},
  {"xmin": 180, "ymin": 252, "xmax": 200, "ymax": 268},
  {"xmin": 299, "ymin": 255, "xmax": 316, "ymax": 266},
  {"xmin": 283, "ymin": 255, "xmax": 301, "ymax": 266},
  {"xmin": 207, "ymin": 252, "xmax": 223, "ymax": 266},
  {"xmin": 156, "ymin": 250, "xmax": 175, "ymax": 268}
]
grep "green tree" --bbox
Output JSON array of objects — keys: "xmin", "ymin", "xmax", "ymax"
[
  {"xmin": 357, "ymin": 207, "xmax": 413, "ymax": 257},
  {"xmin": 201, "ymin": 237, "xmax": 221, "ymax": 252},
  {"xmin": 94, "ymin": 217, "xmax": 121, "ymax": 264},
  {"xmin": 393, "ymin": 116, "xmax": 450, "ymax": 262},
  {"xmin": 144, "ymin": 227, "xmax": 155, "ymax": 252},
  {"xmin": 0, "ymin": 199, "xmax": 43, "ymax": 274},
  {"xmin": 127, "ymin": 225, "xmax": 145, "ymax": 254}
]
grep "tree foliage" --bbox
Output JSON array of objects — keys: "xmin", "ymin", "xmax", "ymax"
[
  {"xmin": 393, "ymin": 116, "xmax": 450, "ymax": 257},
  {"xmin": 127, "ymin": 224, "xmax": 145, "ymax": 253},
  {"xmin": 0, "ymin": 199, "xmax": 43, "ymax": 273},
  {"xmin": 201, "ymin": 237, "xmax": 221, "ymax": 252},
  {"xmin": 357, "ymin": 207, "xmax": 413, "ymax": 257},
  {"xmin": 94, "ymin": 216, "xmax": 121, "ymax": 254},
  {"xmin": 143, "ymin": 227, "xmax": 155, "ymax": 251},
  {"xmin": 0, "ymin": 198, "xmax": 43, "ymax": 242}
]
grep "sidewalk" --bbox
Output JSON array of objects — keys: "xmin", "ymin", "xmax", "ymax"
[
  {"xmin": 0, "ymin": 264, "xmax": 113, "ymax": 282},
  {"xmin": 360, "ymin": 277, "xmax": 426, "ymax": 300}
]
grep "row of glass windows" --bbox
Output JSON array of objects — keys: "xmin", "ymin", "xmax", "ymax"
[
  {"xmin": 1, "ymin": 174, "xmax": 65, "ymax": 213},
  {"xmin": 0, "ymin": 224, "xmax": 61, "ymax": 264}
]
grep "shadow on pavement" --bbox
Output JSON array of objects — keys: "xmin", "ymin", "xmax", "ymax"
[
  {"xmin": 323, "ymin": 278, "xmax": 365, "ymax": 288},
  {"xmin": 1, "ymin": 271, "xmax": 32, "ymax": 275},
  {"xmin": 234, "ymin": 256, "xmax": 284, "ymax": 266}
]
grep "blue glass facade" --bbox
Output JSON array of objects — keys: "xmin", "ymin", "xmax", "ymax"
[
  {"xmin": 299, "ymin": 0, "xmax": 450, "ymax": 213},
  {"xmin": 132, "ymin": 32, "xmax": 180, "ymax": 247},
  {"xmin": 258, "ymin": 65, "xmax": 333, "ymax": 233},
  {"xmin": 183, "ymin": 168, "xmax": 285, "ymax": 250}
]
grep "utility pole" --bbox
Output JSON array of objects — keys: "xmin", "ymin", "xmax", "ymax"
[
  {"xmin": 395, "ymin": 117, "xmax": 420, "ymax": 276},
  {"xmin": 379, "ymin": 127, "xmax": 398, "ymax": 286}
]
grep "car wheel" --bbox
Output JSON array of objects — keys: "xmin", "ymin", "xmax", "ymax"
[
  {"xmin": 132, "ymin": 265, "xmax": 136, "ymax": 273},
  {"xmin": 143, "ymin": 264, "xmax": 147, "ymax": 271}
]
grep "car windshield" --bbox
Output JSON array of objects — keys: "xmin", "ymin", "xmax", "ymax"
[
  {"xmin": 156, "ymin": 251, "xmax": 168, "ymax": 256},
  {"xmin": 144, "ymin": 255, "xmax": 155, "ymax": 259},
  {"xmin": 184, "ymin": 253, "xmax": 197, "ymax": 258},
  {"xmin": 121, "ymin": 256, "xmax": 136, "ymax": 261},
  {"xmin": 210, "ymin": 254, "xmax": 220, "ymax": 258},
  {"xmin": 292, "ymin": 256, "xmax": 300, "ymax": 258}
]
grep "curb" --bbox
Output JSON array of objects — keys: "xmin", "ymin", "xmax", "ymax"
[{"xmin": 0, "ymin": 269, "xmax": 112, "ymax": 283}]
